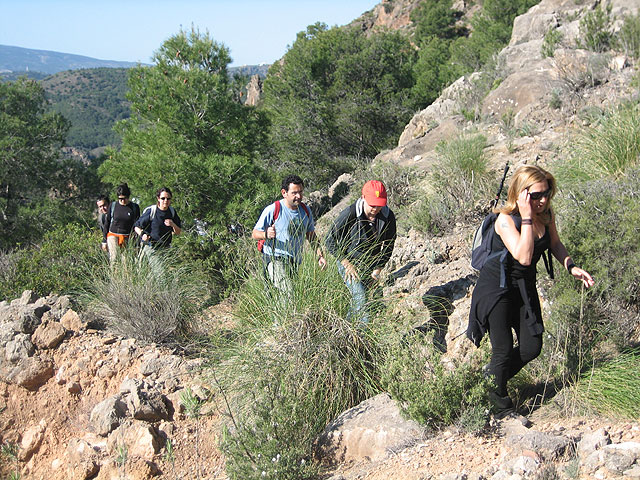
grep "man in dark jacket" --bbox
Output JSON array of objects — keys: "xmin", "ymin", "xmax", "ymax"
[
  {"xmin": 325, "ymin": 180, "xmax": 396, "ymax": 324},
  {"xmin": 96, "ymin": 195, "xmax": 110, "ymax": 252}
]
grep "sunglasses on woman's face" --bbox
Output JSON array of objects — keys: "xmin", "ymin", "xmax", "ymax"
[
  {"xmin": 159, "ymin": 196, "xmax": 172, "ymax": 201},
  {"xmin": 529, "ymin": 189, "xmax": 551, "ymax": 200}
]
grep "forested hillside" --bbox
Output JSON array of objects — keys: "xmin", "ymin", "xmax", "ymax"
[{"xmin": 42, "ymin": 68, "xmax": 130, "ymax": 151}]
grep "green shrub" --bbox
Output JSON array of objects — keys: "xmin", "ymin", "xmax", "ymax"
[
  {"xmin": 83, "ymin": 243, "xmax": 207, "ymax": 343},
  {"xmin": 559, "ymin": 103, "xmax": 640, "ymax": 181},
  {"xmin": 2, "ymin": 198, "xmax": 95, "ymax": 251},
  {"xmin": 381, "ymin": 332, "xmax": 492, "ymax": 430},
  {"xmin": 1, "ymin": 442, "xmax": 20, "ymax": 480},
  {"xmin": 407, "ymin": 197, "xmax": 437, "ymax": 235},
  {"xmin": 577, "ymin": 105, "xmax": 606, "ymax": 126},
  {"xmin": 406, "ymin": 134, "xmax": 494, "ymax": 234},
  {"xmin": 552, "ymin": 173, "xmax": 640, "ymax": 329},
  {"xmin": 500, "ymin": 108, "xmax": 516, "ymax": 138},
  {"xmin": 554, "ymin": 51, "xmax": 610, "ymax": 99},
  {"xmin": 435, "ymin": 134, "xmax": 489, "ymax": 190},
  {"xmin": 220, "ymin": 364, "xmax": 324, "ymax": 480},
  {"xmin": 541, "ymin": 27, "xmax": 563, "ymax": 58},
  {"xmin": 171, "ymin": 229, "xmax": 261, "ymax": 303},
  {"xmin": 411, "ymin": 35, "xmax": 458, "ymax": 108},
  {"xmin": 618, "ymin": 13, "xmax": 640, "ymax": 59},
  {"xmin": 575, "ymin": 350, "xmax": 640, "ymax": 419},
  {"xmin": 549, "ymin": 88, "xmax": 563, "ymax": 109},
  {"xmin": 517, "ymin": 121, "xmax": 536, "ymax": 137},
  {"xmin": 577, "ymin": 3, "xmax": 615, "ymax": 53},
  {"xmin": 0, "ymin": 224, "xmax": 101, "ymax": 301},
  {"xmin": 213, "ymin": 250, "xmax": 385, "ymax": 479},
  {"xmin": 539, "ymin": 171, "xmax": 640, "ymax": 388},
  {"xmin": 412, "ymin": 134, "xmax": 492, "ymax": 234},
  {"xmin": 449, "ymin": 0, "xmax": 540, "ymax": 74}
]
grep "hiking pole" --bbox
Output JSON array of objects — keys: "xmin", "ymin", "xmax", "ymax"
[{"xmin": 491, "ymin": 162, "xmax": 510, "ymax": 209}]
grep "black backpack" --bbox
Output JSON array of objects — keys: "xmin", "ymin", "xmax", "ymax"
[
  {"xmin": 471, "ymin": 162, "xmax": 510, "ymax": 274},
  {"xmin": 471, "ymin": 212, "xmax": 504, "ymax": 272}
]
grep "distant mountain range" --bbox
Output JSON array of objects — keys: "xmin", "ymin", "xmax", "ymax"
[
  {"xmin": 0, "ymin": 44, "xmax": 141, "ymax": 75},
  {"xmin": 0, "ymin": 44, "xmax": 270, "ymax": 79}
]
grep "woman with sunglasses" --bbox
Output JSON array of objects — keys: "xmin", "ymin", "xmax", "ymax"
[
  {"xmin": 468, "ymin": 165, "xmax": 594, "ymax": 415},
  {"xmin": 103, "ymin": 183, "xmax": 140, "ymax": 261},
  {"xmin": 134, "ymin": 187, "xmax": 182, "ymax": 250}
]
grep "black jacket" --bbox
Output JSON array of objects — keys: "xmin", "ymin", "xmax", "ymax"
[{"xmin": 325, "ymin": 198, "xmax": 396, "ymax": 272}]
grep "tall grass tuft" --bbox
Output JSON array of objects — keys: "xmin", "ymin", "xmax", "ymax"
[
  {"xmin": 577, "ymin": 2, "xmax": 615, "ymax": 53},
  {"xmin": 84, "ymin": 243, "xmax": 207, "ymax": 344},
  {"xmin": 575, "ymin": 350, "xmax": 640, "ymax": 419},
  {"xmin": 213, "ymin": 250, "xmax": 387, "ymax": 479},
  {"xmin": 618, "ymin": 13, "xmax": 640, "ymax": 60},
  {"xmin": 560, "ymin": 103, "xmax": 640, "ymax": 182},
  {"xmin": 409, "ymin": 134, "xmax": 493, "ymax": 234}
]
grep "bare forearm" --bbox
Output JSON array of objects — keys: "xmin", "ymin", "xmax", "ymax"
[{"xmin": 251, "ymin": 229, "xmax": 266, "ymax": 240}]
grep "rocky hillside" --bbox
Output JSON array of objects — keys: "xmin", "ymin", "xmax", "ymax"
[
  {"xmin": 1, "ymin": 0, "xmax": 640, "ymax": 478},
  {"xmin": 375, "ymin": 0, "xmax": 640, "ymax": 358},
  {"xmin": 1, "ymin": 288, "xmax": 639, "ymax": 480},
  {"xmin": 349, "ymin": 0, "xmax": 423, "ymax": 33}
]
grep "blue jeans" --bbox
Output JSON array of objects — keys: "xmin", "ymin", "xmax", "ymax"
[{"xmin": 337, "ymin": 262, "xmax": 370, "ymax": 324}]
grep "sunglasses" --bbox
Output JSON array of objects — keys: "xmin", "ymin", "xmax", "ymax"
[
  {"xmin": 529, "ymin": 189, "xmax": 551, "ymax": 200},
  {"xmin": 118, "ymin": 196, "xmax": 127, "ymax": 200},
  {"xmin": 159, "ymin": 197, "xmax": 172, "ymax": 201}
]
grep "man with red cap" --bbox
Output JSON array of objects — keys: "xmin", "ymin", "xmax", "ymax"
[{"xmin": 325, "ymin": 180, "xmax": 397, "ymax": 324}]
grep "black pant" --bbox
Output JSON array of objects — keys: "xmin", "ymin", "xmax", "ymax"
[{"xmin": 487, "ymin": 288, "xmax": 542, "ymax": 397}]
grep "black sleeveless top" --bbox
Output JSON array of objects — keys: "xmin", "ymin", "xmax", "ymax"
[
  {"xmin": 467, "ymin": 214, "xmax": 550, "ymax": 346},
  {"xmin": 482, "ymin": 218, "xmax": 551, "ymax": 285}
]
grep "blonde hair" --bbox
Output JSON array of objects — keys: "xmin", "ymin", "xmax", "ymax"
[{"xmin": 496, "ymin": 165, "xmax": 556, "ymax": 224}]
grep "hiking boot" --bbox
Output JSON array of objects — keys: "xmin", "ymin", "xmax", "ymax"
[{"xmin": 489, "ymin": 391, "xmax": 514, "ymax": 418}]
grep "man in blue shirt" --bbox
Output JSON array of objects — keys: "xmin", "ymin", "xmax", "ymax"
[{"xmin": 252, "ymin": 175, "xmax": 326, "ymax": 293}]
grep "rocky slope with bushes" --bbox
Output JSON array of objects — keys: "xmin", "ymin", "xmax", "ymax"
[
  {"xmin": 0, "ymin": 290, "xmax": 638, "ymax": 479},
  {"xmin": 2, "ymin": 0, "xmax": 640, "ymax": 478}
]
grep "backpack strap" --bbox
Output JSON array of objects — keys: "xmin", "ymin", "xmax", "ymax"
[
  {"xmin": 147, "ymin": 204, "xmax": 176, "ymax": 221},
  {"xmin": 273, "ymin": 200, "xmax": 281, "ymax": 222},
  {"xmin": 299, "ymin": 202, "xmax": 310, "ymax": 218}
]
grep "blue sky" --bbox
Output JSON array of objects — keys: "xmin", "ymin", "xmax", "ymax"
[{"xmin": 0, "ymin": 0, "xmax": 379, "ymax": 66}]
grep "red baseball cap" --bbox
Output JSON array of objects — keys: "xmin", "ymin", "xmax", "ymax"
[{"xmin": 362, "ymin": 180, "xmax": 387, "ymax": 207}]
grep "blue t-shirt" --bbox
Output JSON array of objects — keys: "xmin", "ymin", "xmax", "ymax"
[{"xmin": 254, "ymin": 200, "xmax": 314, "ymax": 262}]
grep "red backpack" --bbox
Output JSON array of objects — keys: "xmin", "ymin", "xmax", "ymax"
[{"xmin": 257, "ymin": 200, "xmax": 310, "ymax": 252}]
